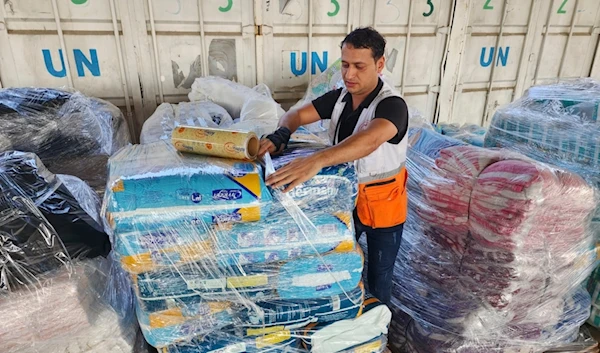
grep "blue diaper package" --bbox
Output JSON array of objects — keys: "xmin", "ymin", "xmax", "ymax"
[
  {"xmin": 136, "ymin": 284, "xmax": 364, "ymax": 348},
  {"xmin": 158, "ymin": 329, "xmax": 299, "ymax": 353},
  {"xmin": 105, "ymin": 142, "xmax": 272, "ymax": 221},
  {"xmin": 113, "ymin": 210, "xmax": 353, "ymax": 274},
  {"xmin": 134, "ymin": 249, "xmax": 363, "ymax": 302},
  {"xmin": 137, "ymin": 298, "xmax": 235, "ymax": 348},
  {"xmin": 239, "ymin": 284, "xmax": 364, "ymax": 333},
  {"xmin": 270, "ymin": 144, "xmax": 357, "ymax": 215}
]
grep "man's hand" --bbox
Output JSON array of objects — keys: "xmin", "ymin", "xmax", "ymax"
[
  {"xmin": 258, "ymin": 138, "xmax": 277, "ymax": 158},
  {"xmin": 266, "ymin": 155, "xmax": 324, "ymax": 193}
]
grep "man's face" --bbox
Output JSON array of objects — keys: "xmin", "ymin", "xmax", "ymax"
[{"xmin": 341, "ymin": 43, "xmax": 384, "ymax": 96}]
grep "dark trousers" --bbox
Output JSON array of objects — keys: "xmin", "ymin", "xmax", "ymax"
[{"xmin": 354, "ymin": 210, "xmax": 403, "ymax": 305}]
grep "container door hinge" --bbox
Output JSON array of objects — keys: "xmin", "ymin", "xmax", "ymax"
[{"xmin": 255, "ymin": 25, "xmax": 263, "ymax": 36}]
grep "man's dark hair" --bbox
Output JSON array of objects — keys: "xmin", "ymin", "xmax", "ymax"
[{"xmin": 341, "ymin": 27, "xmax": 386, "ymax": 61}]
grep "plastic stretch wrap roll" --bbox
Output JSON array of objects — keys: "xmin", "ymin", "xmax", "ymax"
[{"xmin": 171, "ymin": 126, "xmax": 259, "ymax": 160}]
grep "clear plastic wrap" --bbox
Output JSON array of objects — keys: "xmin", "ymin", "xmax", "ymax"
[
  {"xmin": 1, "ymin": 150, "xmax": 111, "ymax": 260},
  {"xmin": 141, "ymin": 77, "xmax": 285, "ymax": 142},
  {"xmin": 1, "ymin": 151, "xmax": 138, "ymax": 351},
  {"xmin": 289, "ymin": 58, "xmax": 343, "ymax": 136},
  {"xmin": 435, "ymin": 122, "xmax": 487, "ymax": 147},
  {"xmin": 0, "ymin": 87, "xmax": 131, "ymax": 194},
  {"xmin": 102, "ymin": 140, "xmax": 390, "ymax": 351},
  {"xmin": 0, "ymin": 181, "xmax": 70, "ymax": 292},
  {"xmin": 525, "ymin": 78, "xmax": 600, "ymax": 121},
  {"xmin": 2, "ymin": 256, "xmax": 138, "ymax": 353},
  {"xmin": 587, "ymin": 267, "xmax": 600, "ymax": 327},
  {"xmin": 140, "ymin": 101, "xmax": 234, "ymax": 144},
  {"xmin": 485, "ymin": 81, "xmax": 600, "ymax": 190},
  {"xmin": 188, "ymin": 76, "xmax": 285, "ymax": 120},
  {"xmin": 293, "ymin": 59, "xmax": 344, "ymax": 108},
  {"xmin": 385, "ymin": 128, "xmax": 598, "ymax": 352}
]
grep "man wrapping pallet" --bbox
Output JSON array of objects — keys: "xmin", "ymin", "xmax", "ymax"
[{"xmin": 259, "ymin": 27, "xmax": 409, "ymax": 305}]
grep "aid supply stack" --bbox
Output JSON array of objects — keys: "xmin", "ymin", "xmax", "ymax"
[
  {"xmin": 0, "ymin": 87, "xmax": 131, "ymax": 194},
  {"xmin": 1, "ymin": 151, "xmax": 111, "ymax": 260},
  {"xmin": 1, "ymin": 159, "xmax": 137, "ymax": 352},
  {"xmin": 0, "ymin": 86, "xmax": 129, "ymax": 285},
  {"xmin": 484, "ymin": 79, "xmax": 600, "ymax": 328},
  {"xmin": 434, "ymin": 123, "xmax": 487, "ymax": 147},
  {"xmin": 103, "ymin": 132, "xmax": 392, "ymax": 352},
  {"xmin": 385, "ymin": 128, "xmax": 597, "ymax": 352},
  {"xmin": 485, "ymin": 79, "xmax": 600, "ymax": 197}
]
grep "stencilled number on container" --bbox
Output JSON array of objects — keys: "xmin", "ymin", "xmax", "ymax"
[
  {"xmin": 423, "ymin": 0, "xmax": 434, "ymax": 17},
  {"xmin": 557, "ymin": 0, "xmax": 568, "ymax": 14},
  {"xmin": 483, "ymin": 0, "xmax": 493, "ymax": 10},
  {"xmin": 327, "ymin": 0, "xmax": 340, "ymax": 17},
  {"xmin": 382, "ymin": 0, "xmax": 401, "ymax": 24},
  {"xmin": 219, "ymin": 0, "xmax": 233, "ymax": 12}
]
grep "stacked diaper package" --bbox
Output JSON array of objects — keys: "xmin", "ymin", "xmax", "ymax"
[
  {"xmin": 0, "ymin": 87, "xmax": 131, "ymax": 194},
  {"xmin": 103, "ymin": 139, "xmax": 392, "ymax": 352},
  {"xmin": 382, "ymin": 127, "xmax": 598, "ymax": 352},
  {"xmin": 0, "ymin": 157, "xmax": 138, "ymax": 352},
  {"xmin": 483, "ymin": 79, "xmax": 600, "ymax": 328}
]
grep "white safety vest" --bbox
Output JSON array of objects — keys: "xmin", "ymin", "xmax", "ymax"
[{"xmin": 328, "ymin": 81, "xmax": 408, "ymax": 185}]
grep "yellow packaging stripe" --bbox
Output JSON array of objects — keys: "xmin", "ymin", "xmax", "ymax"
[
  {"xmin": 111, "ymin": 179, "xmax": 125, "ymax": 192},
  {"xmin": 255, "ymin": 330, "xmax": 291, "ymax": 349},
  {"xmin": 226, "ymin": 275, "xmax": 268, "ymax": 288},
  {"xmin": 148, "ymin": 302, "xmax": 232, "ymax": 329},
  {"xmin": 333, "ymin": 211, "xmax": 352, "ymax": 228},
  {"xmin": 236, "ymin": 206, "xmax": 262, "ymax": 223},
  {"xmin": 246, "ymin": 325, "xmax": 285, "ymax": 337},
  {"xmin": 333, "ymin": 240, "xmax": 355, "ymax": 253},
  {"xmin": 171, "ymin": 126, "xmax": 259, "ymax": 160},
  {"xmin": 207, "ymin": 302, "xmax": 232, "ymax": 312},
  {"xmin": 230, "ymin": 172, "xmax": 262, "ymax": 200},
  {"xmin": 149, "ymin": 308, "xmax": 186, "ymax": 328},
  {"xmin": 120, "ymin": 240, "xmax": 213, "ymax": 274},
  {"xmin": 354, "ymin": 340, "xmax": 383, "ymax": 353}
]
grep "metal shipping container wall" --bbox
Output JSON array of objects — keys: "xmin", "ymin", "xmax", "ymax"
[
  {"xmin": 2, "ymin": 0, "xmax": 600, "ymax": 138},
  {"xmin": 258, "ymin": 0, "xmax": 453, "ymax": 122},
  {"xmin": 138, "ymin": 0, "xmax": 256, "ymax": 104},
  {"xmin": 0, "ymin": 0, "xmax": 143, "ymax": 137},
  {"xmin": 438, "ymin": 0, "xmax": 600, "ymax": 127}
]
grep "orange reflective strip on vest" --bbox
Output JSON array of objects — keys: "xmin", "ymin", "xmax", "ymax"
[{"xmin": 356, "ymin": 167, "xmax": 408, "ymax": 229}]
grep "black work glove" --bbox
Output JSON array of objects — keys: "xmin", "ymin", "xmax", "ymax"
[{"xmin": 265, "ymin": 127, "xmax": 292, "ymax": 153}]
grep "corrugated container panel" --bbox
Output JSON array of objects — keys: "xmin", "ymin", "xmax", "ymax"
[
  {"xmin": 530, "ymin": 0, "xmax": 600, "ymax": 86},
  {"xmin": 438, "ymin": 0, "xmax": 542, "ymax": 126},
  {"xmin": 139, "ymin": 0, "xmax": 256, "ymax": 106},
  {"xmin": 0, "ymin": 0, "xmax": 141, "ymax": 135},
  {"xmin": 438, "ymin": 0, "xmax": 600, "ymax": 127},
  {"xmin": 2, "ymin": 0, "xmax": 599, "ymax": 135},
  {"xmin": 259, "ymin": 0, "xmax": 452, "ymax": 121},
  {"xmin": 259, "ymin": 0, "xmax": 356, "ymax": 103},
  {"xmin": 358, "ymin": 0, "xmax": 453, "ymax": 122}
]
